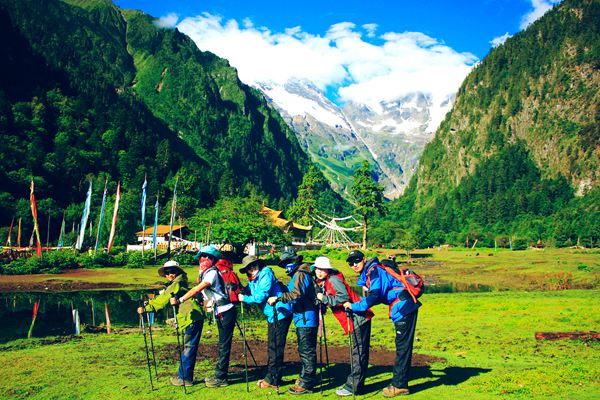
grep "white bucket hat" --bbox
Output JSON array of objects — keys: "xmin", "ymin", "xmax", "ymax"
[{"xmin": 312, "ymin": 256, "xmax": 338, "ymax": 273}]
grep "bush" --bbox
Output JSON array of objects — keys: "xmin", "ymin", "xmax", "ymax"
[
  {"xmin": 173, "ymin": 252, "xmax": 196, "ymax": 266},
  {"xmin": 512, "ymin": 238, "xmax": 529, "ymax": 250}
]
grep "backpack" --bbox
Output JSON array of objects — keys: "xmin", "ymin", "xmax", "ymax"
[
  {"xmin": 215, "ymin": 259, "xmax": 242, "ymax": 303},
  {"xmin": 375, "ymin": 259, "xmax": 424, "ymax": 303}
]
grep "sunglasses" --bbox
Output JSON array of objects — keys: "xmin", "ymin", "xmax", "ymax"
[
  {"xmin": 348, "ymin": 259, "xmax": 362, "ymax": 267},
  {"xmin": 200, "ymin": 254, "xmax": 215, "ymax": 260}
]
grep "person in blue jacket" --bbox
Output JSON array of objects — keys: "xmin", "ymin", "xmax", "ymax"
[
  {"xmin": 268, "ymin": 249, "xmax": 318, "ymax": 395},
  {"xmin": 238, "ymin": 255, "xmax": 293, "ymax": 389},
  {"xmin": 343, "ymin": 250, "xmax": 421, "ymax": 398}
]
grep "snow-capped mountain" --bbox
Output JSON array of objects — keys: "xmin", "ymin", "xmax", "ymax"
[{"xmin": 255, "ymin": 79, "xmax": 452, "ymax": 199}]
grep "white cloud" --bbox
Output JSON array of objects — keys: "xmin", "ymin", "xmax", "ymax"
[
  {"xmin": 154, "ymin": 12, "xmax": 179, "ymax": 28},
  {"xmin": 491, "ymin": 32, "xmax": 511, "ymax": 47},
  {"xmin": 520, "ymin": 0, "xmax": 561, "ymax": 30},
  {"xmin": 177, "ymin": 13, "xmax": 477, "ymax": 111}
]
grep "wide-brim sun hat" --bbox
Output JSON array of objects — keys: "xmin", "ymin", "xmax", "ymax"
[
  {"xmin": 311, "ymin": 256, "xmax": 338, "ymax": 273},
  {"xmin": 158, "ymin": 260, "xmax": 185, "ymax": 277},
  {"xmin": 240, "ymin": 255, "xmax": 264, "ymax": 274}
]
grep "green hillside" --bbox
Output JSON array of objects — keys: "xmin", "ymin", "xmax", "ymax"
[{"xmin": 379, "ymin": 0, "xmax": 599, "ymax": 248}]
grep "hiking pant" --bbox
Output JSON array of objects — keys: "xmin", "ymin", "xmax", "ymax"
[
  {"xmin": 391, "ymin": 311, "xmax": 418, "ymax": 389},
  {"xmin": 264, "ymin": 315, "xmax": 293, "ymax": 386},
  {"xmin": 346, "ymin": 318, "xmax": 372, "ymax": 392},
  {"xmin": 296, "ymin": 326, "xmax": 318, "ymax": 389},
  {"xmin": 215, "ymin": 306, "xmax": 237, "ymax": 380},
  {"xmin": 178, "ymin": 319, "xmax": 204, "ymax": 381}
]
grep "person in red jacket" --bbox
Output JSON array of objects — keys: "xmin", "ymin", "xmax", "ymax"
[{"xmin": 313, "ymin": 256, "xmax": 374, "ymax": 397}]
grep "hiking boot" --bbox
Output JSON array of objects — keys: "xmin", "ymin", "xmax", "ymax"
[
  {"xmin": 205, "ymin": 376, "xmax": 228, "ymax": 387},
  {"xmin": 288, "ymin": 384, "xmax": 313, "ymax": 395},
  {"xmin": 257, "ymin": 379, "xmax": 278, "ymax": 389},
  {"xmin": 336, "ymin": 385, "xmax": 354, "ymax": 397},
  {"xmin": 170, "ymin": 376, "xmax": 193, "ymax": 387},
  {"xmin": 383, "ymin": 385, "xmax": 410, "ymax": 397}
]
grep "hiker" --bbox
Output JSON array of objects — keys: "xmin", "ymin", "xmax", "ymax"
[
  {"xmin": 267, "ymin": 249, "xmax": 318, "ymax": 395},
  {"xmin": 313, "ymin": 256, "xmax": 374, "ymax": 397},
  {"xmin": 137, "ymin": 260, "xmax": 204, "ymax": 387},
  {"xmin": 342, "ymin": 250, "xmax": 422, "ymax": 397},
  {"xmin": 171, "ymin": 245, "xmax": 237, "ymax": 388},
  {"xmin": 238, "ymin": 255, "xmax": 293, "ymax": 389}
]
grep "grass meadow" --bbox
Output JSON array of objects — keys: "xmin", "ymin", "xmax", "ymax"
[{"xmin": 0, "ymin": 248, "xmax": 598, "ymax": 399}]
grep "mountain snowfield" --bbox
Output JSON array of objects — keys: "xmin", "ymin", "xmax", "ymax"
[{"xmin": 256, "ymin": 78, "xmax": 453, "ymax": 199}]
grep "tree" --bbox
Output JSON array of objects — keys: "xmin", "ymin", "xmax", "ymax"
[
  {"xmin": 350, "ymin": 161, "xmax": 385, "ymax": 249},
  {"xmin": 287, "ymin": 165, "xmax": 326, "ymax": 226}
]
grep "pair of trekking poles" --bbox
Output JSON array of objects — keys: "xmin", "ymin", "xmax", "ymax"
[
  {"xmin": 140, "ymin": 295, "xmax": 257, "ymax": 394},
  {"xmin": 138, "ymin": 297, "xmax": 158, "ymax": 391}
]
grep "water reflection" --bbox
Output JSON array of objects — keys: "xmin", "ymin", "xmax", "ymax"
[
  {"xmin": 0, "ymin": 290, "xmax": 167, "ymax": 343},
  {"xmin": 0, "ymin": 290, "xmax": 265, "ymax": 343}
]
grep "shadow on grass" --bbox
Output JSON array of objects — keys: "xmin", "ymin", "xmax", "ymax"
[{"xmin": 272, "ymin": 363, "xmax": 491, "ymax": 395}]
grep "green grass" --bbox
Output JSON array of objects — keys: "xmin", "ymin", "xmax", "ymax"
[{"xmin": 0, "ymin": 290, "xmax": 598, "ymax": 399}]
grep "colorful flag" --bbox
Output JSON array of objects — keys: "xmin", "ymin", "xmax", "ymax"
[
  {"xmin": 29, "ymin": 181, "xmax": 43, "ymax": 258},
  {"xmin": 17, "ymin": 218, "xmax": 21, "ymax": 247},
  {"xmin": 141, "ymin": 176, "xmax": 147, "ymax": 229},
  {"xmin": 76, "ymin": 181, "xmax": 92, "ymax": 251},
  {"xmin": 107, "ymin": 182, "xmax": 121, "ymax": 253},
  {"xmin": 152, "ymin": 194, "xmax": 159, "ymax": 250},
  {"xmin": 58, "ymin": 215, "xmax": 65, "ymax": 248},
  {"xmin": 94, "ymin": 179, "xmax": 108, "ymax": 255},
  {"xmin": 167, "ymin": 178, "xmax": 178, "ymax": 256},
  {"xmin": 5, "ymin": 217, "xmax": 14, "ymax": 246}
]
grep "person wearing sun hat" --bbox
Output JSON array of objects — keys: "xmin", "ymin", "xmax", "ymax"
[
  {"xmin": 137, "ymin": 260, "xmax": 204, "ymax": 387},
  {"xmin": 238, "ymin": 255, "xmax": 293, "ymax": 389},
  {"xmin": 313, "ymin": 256, "xmax": 374, "ymax": 397},
  {"xmin": 171, "ymin": 245, "xmax": 237, "ymax": 388}
]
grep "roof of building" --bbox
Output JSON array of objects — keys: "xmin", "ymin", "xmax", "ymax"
[
  {"xmin": 136, "ymin": 225, "xmax": 187, "ymax": 236},
  {"xmin": 260, "ymin": 205, "xmax": 312, "ymax": 232}
]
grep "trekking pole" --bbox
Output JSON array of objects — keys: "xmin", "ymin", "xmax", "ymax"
[
  {"xmin": 235, "ymin": 320, "xmax": 258, "ymax": 366},
  {"xmin": 171, "ymin": 294, "xmax": 187, "ymax": 394},
  {"xmin": 318, "ymin": 303, "xmax": 324, "ymax": 394},
  {"xmin": 143, "ymin": 298, "xmax": 158, "ymax": 380},
  {"xmin": 321, "ymin": 304, "xmax": 330, "ymax": 380},
  {"xmin": 345, "ymin": 309, "xmax": 356, "ymax": 400},
  {"xmin": 138, "ymin": 307, "xmax": 155, "ymax": 391},
  {"xmin": 241, "ymin": 301, "xmax": 249, "ymax": 392},
  {"xmin": 272, "ymin": 303, "xmax": 280, "ymax": 395}
]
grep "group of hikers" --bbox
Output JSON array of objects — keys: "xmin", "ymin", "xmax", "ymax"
[{"xmin": 136, "ymin": 245, "xmax": 423, "ymax": 397}]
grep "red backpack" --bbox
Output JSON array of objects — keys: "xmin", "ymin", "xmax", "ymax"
[
  {"xmin": 374, "ymin": 259, "xmax": 424, "ymax": 303},
  {"xmin": 215, "ymin": 259, "xmax": 242, "ymax": 303}
]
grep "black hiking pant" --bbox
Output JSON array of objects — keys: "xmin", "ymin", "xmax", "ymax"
[
  {"xmin": 215, "ymin": 306, "xmax": 237, "ymax": 380},
  {"xmin": 296, "ymin": 326, "xmax": 318, "ymax": 389},
  {"xmin": 264, "ymin": 315, "xmax": 292, "ymax": 386},
  {"xmin": 346, "ymin": 318, "xmax": 372, "ymax": 392},
  {"xmin": 391, "ymin": 311, "xmax": 418, "ymax": 389}
]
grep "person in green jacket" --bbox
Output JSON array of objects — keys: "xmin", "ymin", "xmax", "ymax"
[{"xmin": 137, "ymin": 260, "xmax": 204, "ymax": 387}]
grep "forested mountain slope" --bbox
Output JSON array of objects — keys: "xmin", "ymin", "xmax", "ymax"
[
  {"xmin": 0, "ymin": 0, "xmax": 310, "ymax": 244},
  {"xmin": 381, "ymin": 0, "xmax": 599, "ymax": 248}
]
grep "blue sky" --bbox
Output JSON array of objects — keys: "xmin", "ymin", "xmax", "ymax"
[{"xmin": 113, "ymin": 0, "xmax": 560, "ymax": 108}]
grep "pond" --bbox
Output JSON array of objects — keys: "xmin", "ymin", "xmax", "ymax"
[{"xmin": 0, "ymin": 290, "xmax": 266, "ymax": 343}]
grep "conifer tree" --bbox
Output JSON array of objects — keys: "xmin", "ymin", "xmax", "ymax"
[{"xmin": 350, "ymin": 161, "xmax": 385, "ymax": 249}]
